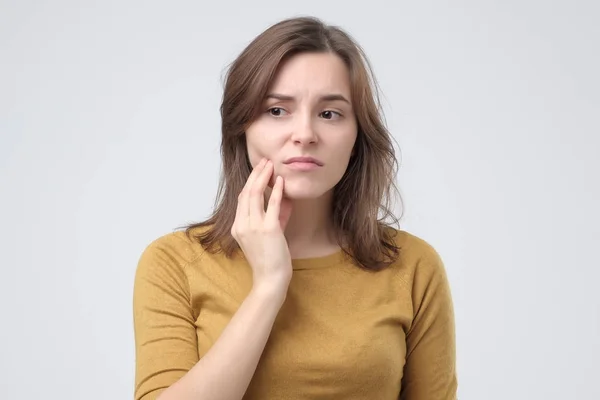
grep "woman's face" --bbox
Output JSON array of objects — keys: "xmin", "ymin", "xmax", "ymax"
[{"xmin": 245, "ymin": 52, "xmax": 358, "ymax": 200}]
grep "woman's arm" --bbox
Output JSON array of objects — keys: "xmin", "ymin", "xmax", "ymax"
[
  {"xmin": 135, "ymin": 160, "xmax": 294, "ymax": 400},
  {"xmin": 157, "ymin": 286, "xmax": 285, "ymax": 400},
  {"xmin": 133, "ymin": 241, "xmax": 287, "ymax": 400},
  {"xmin": 399, "ymin": 247, "xmax": 458, "ymax": 400}
]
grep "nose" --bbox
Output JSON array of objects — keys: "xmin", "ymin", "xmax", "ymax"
[{"xmin": 290, "ymin": 114, "xmax": 318, "ymax": 145}]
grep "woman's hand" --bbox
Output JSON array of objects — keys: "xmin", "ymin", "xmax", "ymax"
[{"xmin": 231, "ymin": 158, "xmax": 294, "ymax": 292}]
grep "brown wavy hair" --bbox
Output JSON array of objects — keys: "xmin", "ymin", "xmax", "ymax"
[{"xmin": 184, "ymin": 16, "xmax": 403, "ymax": 271}]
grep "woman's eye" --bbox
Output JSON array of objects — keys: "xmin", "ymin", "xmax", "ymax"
[
  {"xmin": 320, "ymin": 110, "xmax": 341, "ymax": 120},
  {"xmin": 268, "ymin": 107, "xmax": 286, "ymax": 117}
]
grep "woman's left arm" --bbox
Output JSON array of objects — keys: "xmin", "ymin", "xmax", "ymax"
[{"xmin": 400, "ymin": 248, "xmax": 458, "ymax": 400}]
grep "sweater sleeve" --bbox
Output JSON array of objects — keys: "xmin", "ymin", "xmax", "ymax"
[
  {"xmin": 400, "ymin": 246, "xmax": 458, "ymax": 400},
  {"xmin": 132, "ymin": 239, "xmax": 200, "ymax": 400}
]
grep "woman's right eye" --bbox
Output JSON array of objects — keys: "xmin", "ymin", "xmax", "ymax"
[{"xmin": 268, "ymin": 107, "xmax": 286, "ymax": 117}]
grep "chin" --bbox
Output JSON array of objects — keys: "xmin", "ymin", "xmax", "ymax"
[{"xmin": 282, "ymin": 181, "xmax": 331, "ymax": 200}]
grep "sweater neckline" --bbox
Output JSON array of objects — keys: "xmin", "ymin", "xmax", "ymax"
[{"xmin": 291, "ymin": 248, "xmax": 348, "ymax": 270}]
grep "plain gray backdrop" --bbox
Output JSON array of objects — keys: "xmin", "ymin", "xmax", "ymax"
[{"xmin": 1, "ymin": 0, "xmax": 599, "ymax": 399}]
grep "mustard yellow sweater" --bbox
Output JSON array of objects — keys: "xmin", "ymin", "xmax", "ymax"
[{"xmin": 133, "ymin": 227, "xmax": 457, "ymax": 400}]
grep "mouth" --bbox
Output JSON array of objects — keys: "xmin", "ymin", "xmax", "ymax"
[
  {"xmin": 283, "ymin": 156, "xmax": 324, "ymax": 166},
  {"xmin": 282, "ymin": 157, "xmax": 323, "ymax": 171}
]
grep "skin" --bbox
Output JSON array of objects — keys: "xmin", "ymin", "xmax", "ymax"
[{"xmin": 245, "ymin": 52, "xmax": 358, "ymax": 256}]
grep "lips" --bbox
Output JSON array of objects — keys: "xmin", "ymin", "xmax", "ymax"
[{"xmin": 283, "ymin": 156, "xmax": 324, "ymax": 166}]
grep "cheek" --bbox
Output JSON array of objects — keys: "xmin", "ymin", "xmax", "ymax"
[
  {"xmin": 339, "ymin": 130, "xmax": 358, "ymax": 159},
  {"xmin": 245, "ymin": 134, "xmax": 278, "ymax": 189},
  {"xmin": 245, "ymin": 134, "xmax": 266, "ymax": 168},
  {"xmin": 246, "ymin": 149, "xmax": 261, "ymax": 169},
  {"xmin": 246, "ymin": 132, "xmax": 280, "ymax": 167}
]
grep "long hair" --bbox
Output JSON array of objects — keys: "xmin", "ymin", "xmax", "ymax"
[{"xmin": 184, "ymin": 16, "xmax": 403, "ymax": 271}]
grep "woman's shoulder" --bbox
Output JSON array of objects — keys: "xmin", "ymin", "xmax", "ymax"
[
  {"xmin": 136, "ymin": 226, "xmax": 209, "ymax": 273},
  {"xmin": 384, "ymin": 226, "xmax": 446, "ymax": 275}
]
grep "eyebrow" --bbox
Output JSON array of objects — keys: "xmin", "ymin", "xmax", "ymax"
[{"xmin": 265, "ymin": 93, "xmax": 351, "ymax": 105}]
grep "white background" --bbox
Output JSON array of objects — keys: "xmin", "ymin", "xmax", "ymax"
[{"xmin": 1, "ymin": 0, "xmax": 599, "ymax": 399}]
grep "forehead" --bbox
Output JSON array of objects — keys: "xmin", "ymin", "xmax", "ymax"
[{"xmin": 268, "ymin": 52, "xmax": 351, "ymax": 96}]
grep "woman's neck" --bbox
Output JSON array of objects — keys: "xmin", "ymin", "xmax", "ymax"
[
  {"xmin": 263, "ymin": 186, "xmax": 339, "ymax": 257},
  {"xmin": 283, "ymin": 192, "xmax": 340, "ymax": 258}
]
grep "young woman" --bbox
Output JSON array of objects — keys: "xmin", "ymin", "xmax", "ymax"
[{"xmin": 133, "ymin": 16, "xmax": 457, "ymax": 400}]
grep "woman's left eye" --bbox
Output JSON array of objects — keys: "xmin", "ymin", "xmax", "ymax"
[{"xmin": 320, "ymin": 110, "xmax": 341, "ymax": 120}]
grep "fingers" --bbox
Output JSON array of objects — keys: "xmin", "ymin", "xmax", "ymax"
[
  {"xmin": 265, "ymin": 175, "xmax": 284, "ymax": 227},
  {"xmin": 249, "ymin": 160, "xmax": 274, "ymax": 225},
  {"xmin": 236, "ymin": 158, "xmax": 266, "ymax": 221}
]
